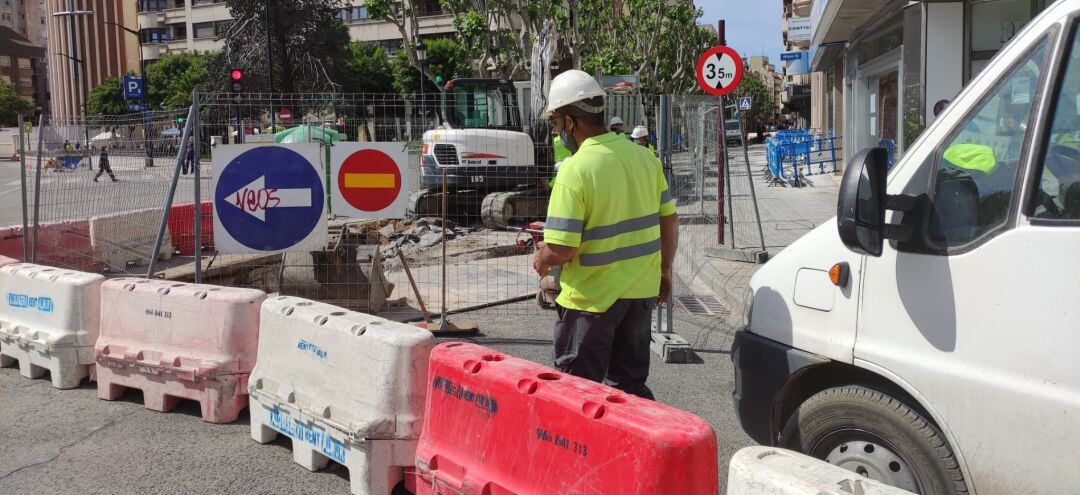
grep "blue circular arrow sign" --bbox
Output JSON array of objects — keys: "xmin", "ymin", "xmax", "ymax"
[{"xmin": 214, "ymin": 146, "xmax": 324, "ymax": 251}]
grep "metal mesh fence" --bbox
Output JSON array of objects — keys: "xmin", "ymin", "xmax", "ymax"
[{"xmin": 12, "ymin": 90, "xmax": 738, "ymax": 325}]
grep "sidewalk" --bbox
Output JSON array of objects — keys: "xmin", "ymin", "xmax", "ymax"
[{"xmin": 674, "ymin": 143, "xmax": 840, "ymax": 325}]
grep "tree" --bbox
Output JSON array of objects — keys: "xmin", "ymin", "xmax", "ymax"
[
  {"xmin": 144, "ymin": 51, "xmax": 214, "ymax": 109},
  {"xmin": 439, "ymin": 0, "xmax": 565, "ymax": 80},
  {"xmin": 729, "ymin": 72, "xmax": 776, "ymax": 130},
  {"xmin": 340, "ymin": 42, "xmax": 394, "ymax": 93},
  {"xmin": 0, "ymin": 79, "xmax": 33, "ymax": 125},
  {"xmin": 391, "ymin": 38, "xmax": 472, "ymax": 94},
  {"xmin": 85, "ymin": 76, "xmax": 130, "ymax": 116},
  {"xmin": 220, "ymin": 0, "xmax": 351, "ymax": 94}
]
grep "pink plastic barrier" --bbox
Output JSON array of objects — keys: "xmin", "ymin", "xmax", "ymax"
[
  {"xmin": 95, "ymin": 278, "xmax": 265, "ymax": 423},
  {"xmin": 0, "ymin": 221, "xmax": 98, "ymax": 272},
  {"xmin": 0, "ymin": 255, "xmax": 17, "ymax": 267}
]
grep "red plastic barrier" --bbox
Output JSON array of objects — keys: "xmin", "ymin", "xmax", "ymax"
[
  {"xmin": 0, "ymin": 221, "xmax": 98, "ymax": 272},
  {"xmin": 167, "ymin": 202, "xmax": 214, "ymax": 256},
  {"xmin": 95, "ymin": 278, "xmax": 265, "ymax": 423},
  {"xmin": 0, "ymin": 255, "xmax": 16, "ymax": 267},
  {"xmin": 407, "ymin": 343, "xmax": 719, "ymax": 495}
]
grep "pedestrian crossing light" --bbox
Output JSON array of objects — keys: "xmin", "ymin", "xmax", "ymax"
[{"xmin": 177, "ymin": 116, "xmax": 185, "ymax": 125}]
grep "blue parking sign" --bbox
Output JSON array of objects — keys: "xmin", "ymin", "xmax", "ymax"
[{"xmin": 123, "ymin": 76, "xmax": 144, "ymax": 100}]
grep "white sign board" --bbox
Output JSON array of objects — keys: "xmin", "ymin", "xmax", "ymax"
[
  {"xmin": 212, "ymin": 143, "xmax": 327, "ymax": 254},
  {"xmin": 787, "ymin": 17, "xmax": 812, "ymax": 42},
  {"xmin": 329, "ymin": 142, "xmax": 410, "ymax": 219}
]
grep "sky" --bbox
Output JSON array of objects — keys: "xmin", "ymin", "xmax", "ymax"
[{"xmin": 699, "ymin": 0, "xmax": 785, "ymax": 66}]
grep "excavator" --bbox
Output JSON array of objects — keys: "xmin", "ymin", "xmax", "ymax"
[{"xmin": 408, "ymin": 78, "xmax": 553, "ymax": 229}]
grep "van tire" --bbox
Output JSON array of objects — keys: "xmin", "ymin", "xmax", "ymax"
[{"xmin": 780, "ymin": 385, "xmax": 968, "ymax": 494}]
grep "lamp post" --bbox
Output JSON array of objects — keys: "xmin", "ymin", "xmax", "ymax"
[
  {"xmin": 54, "ymin": 52, "xmax": 90, "ymax": 146},
  {"xmin": 103, "ymin": 19, "xmax": 154, "ymax": 168},
  {"xmin": 53, "ymin": 2, "xmax": 92, "ymax": 118},
  {"xmin": 416, "ymin": 40, "xmax": 427, "ymax": 131}
]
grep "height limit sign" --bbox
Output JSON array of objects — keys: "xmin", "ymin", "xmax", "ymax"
[{"xmin": 696, "ymin": 46, "xmax": 743, "ymax": 96}]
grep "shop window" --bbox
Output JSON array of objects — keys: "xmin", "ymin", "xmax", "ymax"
[{"xmin": 968, "ymin": 0, "xmax": 1050, "ymax": 79}]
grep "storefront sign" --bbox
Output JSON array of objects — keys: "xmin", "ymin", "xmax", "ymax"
[
  {"xmin": 782, "ymin": 51, "xmax": 810, "ymax": 76},
  {"xmin": 787, "ymin": 17, "xmax": 812, "ymax": 42}
]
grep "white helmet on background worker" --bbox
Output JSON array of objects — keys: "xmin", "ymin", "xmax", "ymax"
[
  {"xmin": 631, "ymin": 126, "xmax": 649, "ymax": 139},
  {"xmin": 610, "ymin": 116, "xmax": 624, "ymax": 127},
  {"xmin": 542, "ymin": 70, "xmax": 606, "ymax": 118}
]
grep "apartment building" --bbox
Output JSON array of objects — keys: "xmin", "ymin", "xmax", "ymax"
[
  {"xmin": 746, "ymin": 55, "xmax": 784, "ymax": 120},
  {"xmin": 781, "ymin": 0, "xmax": 813, "ymax": 128}
]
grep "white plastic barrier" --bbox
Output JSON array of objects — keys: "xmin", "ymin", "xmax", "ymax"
[
  {"xmin": 0, "ymin": 263, "xmax": 104, "ymax": 388},
  {"xmin": 727, "ymin": 447, "xmax": 916, "ymax": 495},
  {"xmin": 88, "ymin": 208, "xmax": 172, "ymax": 269},
  {"xmin": 249, "ymin": 296, "xmax": 433, "ymax": 495}
]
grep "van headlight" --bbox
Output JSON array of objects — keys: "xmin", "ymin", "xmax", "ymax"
[{"xmin": 741, "ymin": 288, "xmax": 754, "ymax": 331}]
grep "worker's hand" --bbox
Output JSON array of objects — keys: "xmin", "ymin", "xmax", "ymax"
[
  {"xmin": 657, "ymin": 271, "xmax": 673, "ymax": 306},
  {"xmin": 533, "ymin": 242, "xmax": 549, "ymax": 277}
]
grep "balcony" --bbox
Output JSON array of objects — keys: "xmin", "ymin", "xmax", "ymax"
[{"xmin": 792, "ymin": 0, "xmax": 812, "ymax": 17}]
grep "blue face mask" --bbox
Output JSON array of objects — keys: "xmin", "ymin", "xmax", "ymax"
[{"xmin": 559, "ymin": 117, "xmax": 579, "ymax": 154}]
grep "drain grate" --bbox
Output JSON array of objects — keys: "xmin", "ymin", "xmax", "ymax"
[{"xmin": 676, "ymin": 294, "xmax": 731, "ymax": 316}]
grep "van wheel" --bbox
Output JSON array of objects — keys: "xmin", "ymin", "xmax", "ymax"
[{"xmin": 780, "ymin": 385, "xmax": 968, "ymax": 495}]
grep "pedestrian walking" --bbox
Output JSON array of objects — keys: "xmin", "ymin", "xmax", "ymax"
[
  {"xmin": 94, "ymin": 145, "xmax": 117, "ymax": 182},
  {"xmin": 532, "ymin": 70, "xmax": 679, "ymax": 400},
  {"xmin": 183, "ymin": 137, "xmax": 194, "ymax": 175}
]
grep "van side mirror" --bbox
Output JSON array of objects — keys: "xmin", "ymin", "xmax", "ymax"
[{"xmin": 837, "ymin": 147, "xmax": 914, "ymax": 257}]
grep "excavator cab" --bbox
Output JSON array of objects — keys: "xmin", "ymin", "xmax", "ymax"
[{"xmin": 441, "ymin": 79, "xmax": 523, "ymax": 132}]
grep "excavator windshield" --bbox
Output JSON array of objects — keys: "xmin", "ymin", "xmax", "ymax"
[{"xmin": 442, "ymin": 79, "xmax": 522, "ymax": 131}]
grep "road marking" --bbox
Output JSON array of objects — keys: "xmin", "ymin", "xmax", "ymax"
[{"xmin": 0, "ymin": 186, "xmax": 22, "ymax": 197}]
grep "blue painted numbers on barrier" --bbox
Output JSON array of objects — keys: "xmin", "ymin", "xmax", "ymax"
[
  {"xmin": 535, "ymin": 427, "xmax": 589, "ymax": 457},
  {"xmin": 432, "ymin": 376, "xmax": 498, "ymax": 414},
  {"xmin": 296, "ymin": 339, "xmax": 327, "ymax": 358},
  {"xmin": 268, "ymin": 408, "xmax": 347, "ymax": 463},
  {"xmin": 7, "ymin": 293, "xmax": 54, "ymax": 312}
]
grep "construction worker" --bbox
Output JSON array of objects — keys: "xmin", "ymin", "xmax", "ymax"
[
  {"xmin": 631, "ymin": 125, "xmax": 656, "ymax": 155},
  {"xmin": 533, "ymin": 70, "xmax": 679, "ymax": 400},
  {"xmin": 609, "ymin": 116, "xmax": 625, "ymax": 136}
]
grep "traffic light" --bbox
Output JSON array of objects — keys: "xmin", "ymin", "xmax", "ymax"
[
  {"xmin": 177, "ymin": 116, "xmax": 185, "ymax": 125},
  {"xmin": 229, "ymin": 68, "xmax": 244, "ymax": 92}
]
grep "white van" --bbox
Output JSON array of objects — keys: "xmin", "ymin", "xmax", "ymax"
[{"xmin": 732, "ymin": 1, "xmax": 1080, "ymax": 494}]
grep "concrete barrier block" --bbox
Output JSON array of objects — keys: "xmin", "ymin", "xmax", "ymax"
[
  {"xmin": 95, "ymin": 278, "xmax": 265, "ymax": 423},
  {"xmin": 0, "ymin": 263, "xmax": 104, "ymax": 388},
  {"xmin": 726, "ymin": 447, "xmax": 916, "ymax": 495},
  {"xmin": 89, "ymin": 209, "xmax": 173, "ymax": 270},
  {"xmin": 249, "ymin": 296, "xmax": 433, "ymax": 495}
]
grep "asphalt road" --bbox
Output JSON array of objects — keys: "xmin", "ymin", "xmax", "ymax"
[{"xmin": 0, "ymin": 301, "xmax": 752, "ymax": 494}]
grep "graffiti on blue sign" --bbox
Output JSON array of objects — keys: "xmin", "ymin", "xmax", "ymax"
[
  {"xmin": 268, "ymin": 408, "xmax": 347, "ymax": 463},
  {"xmin": 7, "ymin": 293, "xmax": 54, "ymax": 312},
  {"xmin": 297, "ymin": 339, "xmax": 327, "ymax": 358}
]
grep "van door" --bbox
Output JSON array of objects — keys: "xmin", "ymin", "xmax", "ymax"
[{"xmin": 856, "ymin": 24, "xmax": 1080, "ymax": 494}]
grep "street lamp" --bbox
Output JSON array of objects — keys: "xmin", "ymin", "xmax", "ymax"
[
  {"xmin": 416, "ymin": 40, "xmax": 427, "ymax": 130},
  {"xmin": 53, "ymin": 2, "xmax": 92, "ymax": 120},
  {"xmin": 103, "ymin": 19, "xmax": 154, "ymax": 168}
]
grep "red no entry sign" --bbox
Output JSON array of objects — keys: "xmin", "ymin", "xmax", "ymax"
[
  {"xmin": 696, "ymin": 46, "xmax": 743, "ymax": 96},
  {"xmin": 337, "ymin": 149, "xmax": 401, "ymax": 212}
]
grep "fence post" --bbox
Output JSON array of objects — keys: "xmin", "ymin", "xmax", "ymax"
[
  {"xmin": 147, "ymin": 104, "xmax": 197, "ymax": 278},
  {"xmin": 738, "ymin": 109, "xmax": 767, "ymax": 254},
  {"xmin": 193, "ymin": 92, "xmax": 202, "ymax": 283},
  {"xmin": 31, "ymin": 113, "xmax": 44, "ymax": 262},
  {"xmin": 18, "ymin": 114, "xmax": 28, "ymax": 261}
]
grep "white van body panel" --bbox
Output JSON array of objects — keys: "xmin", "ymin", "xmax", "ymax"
[{"xmin": 748, "ymin": 220, "xmax": 862, "ymax": 363}]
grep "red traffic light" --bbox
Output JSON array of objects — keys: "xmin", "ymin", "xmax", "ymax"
[{"xmin": 230, "ymin": 69, "xmax": 244, "ymax": 81}]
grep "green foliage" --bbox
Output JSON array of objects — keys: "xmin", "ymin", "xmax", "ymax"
[
  {"xmin": 85, "ymin": 76, "xmax": 131, "ymax": 116},
  {"xmin": 144, "ymin": 51, "xmax": 214, "ymax": 109},
  {"xmin": 392, "ymin": 38, "xmax": 471, "ymax": 94},
  {"xmin": 341, "ymin": 42, "xmax": 394, "ymax": 92},
  {"xmin": 0, "ymin": 78, "xmax": 34, "ymax": 125},
  {"xmin": 730, "ymin": 72, "xmax": 776, "ymax": 128}
]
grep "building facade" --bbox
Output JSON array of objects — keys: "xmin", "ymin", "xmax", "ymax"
[
  {"xmin": 781, "ymin": 0, "xmax": 814, "ymax": 128},
  {"xmin": 0, "ymin": 25, "xmax": 48, "ymax": 115},
  {"xmin": 1, "ymin": 0, "xmax": 48, "ymax": 46},
  {"xmin": 136, "ymin": 0, "xmax": 456, "ymax": 63},
  {"xmin": 46, "ymin": 0, "xmax": 140, "ymax": 119},
  {"xmin": 746, "ymin": 55, "xmax": 784, "ymax": 120},
  {"xmin": 807, "ymin": 0, "xmax": 1053, "ymax": 165}
]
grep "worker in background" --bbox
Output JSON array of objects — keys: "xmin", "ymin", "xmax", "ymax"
[
  {"xmin": 533, "ymin": 69, "xmax": 679, "ymax": 400},
  {"xmin": 631, "ymin": 126, "xmax": 656, "ymax": 155},
  {"xmin": 93, "ymin": 144, "xmax": 117, "ymax": 182},
  {"xmin": 609, "ymin": 116, "xmax": 625, "ymax": 136}
]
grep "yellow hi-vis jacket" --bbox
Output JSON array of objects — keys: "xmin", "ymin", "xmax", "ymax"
[{"xmin": 543, "ymin": 132, "xmax": 677, "ymax": 313}]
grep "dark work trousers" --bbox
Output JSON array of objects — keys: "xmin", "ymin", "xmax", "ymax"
[
  {"xmin": 553, "ymin": 298, "xmax": 656, "ymax": 400},
  {"xmin": 182, "ymin": 152, "xmax": 194, "ymax": 175}
]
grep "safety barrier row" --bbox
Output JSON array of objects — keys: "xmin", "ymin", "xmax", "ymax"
[
  {"xmin": 765, "ymin": 131, "xmax": 843, "ymax": 184},
  {"xmin": 0, "ymin": 202, "xmax": 214, "ymax": 270},
  {"xmin": 0, "ymin": 261, "xmax": 723, "ymax": 494}
]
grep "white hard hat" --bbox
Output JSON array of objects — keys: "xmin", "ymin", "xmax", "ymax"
[
  {"xmin": 542, "ymin": 70, "xmax": 606, "ymax": 118},
  {"xmin": 631, "ymin": 126, "xmax": 649, "ymax": 139},
  {"xmin": 610, "ymin": 116, "xmax": 624, "ymax": 126}
]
